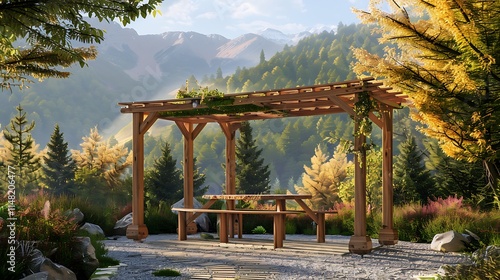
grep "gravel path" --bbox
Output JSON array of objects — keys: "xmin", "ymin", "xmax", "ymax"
[{"xmin": 103, "ymin": 234, "xmax": 470, "ymax": 280}]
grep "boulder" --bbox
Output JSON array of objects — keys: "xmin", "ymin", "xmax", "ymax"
[
  {"xmin": 171, "ymin": 198, "xmax": 211, "ymax": 232},
  {"xmin": 27, "ymin": 249, "xmax": 46, "ymax": 273},
  {"xmin": 114, "ymin": 212, "xmax": 133, "ymax": 236},
  {"xmin": 431, "ymin": 230, "xmax": 469, "ymax": 252},
  {"xmin": 40, "ymin": 258, "xmax": 77, "ymax": 280},
  {"xmin": 64, "ymin": 208, "xmax": 84, "ymax": 225},
  {"xmin": 71, "ymin": 236, "xmax": 99, "ymax": 280},
  {"xmin": 80, "ymin": 222, "xmax": 105, "ymax": 237}
]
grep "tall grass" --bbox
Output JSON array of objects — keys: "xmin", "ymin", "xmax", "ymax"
[{"xmin": 393, "ymin": 196, "xmax": 500, "ymax": 244}]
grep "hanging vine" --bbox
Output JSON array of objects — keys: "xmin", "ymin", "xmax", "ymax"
[
  {"xmin": 353, "ymin": 91, "xmax": 377, "ymax": 138},
  {"xmin": 325, "ymin": 90, "xmax": 377, "ymax": 159}
]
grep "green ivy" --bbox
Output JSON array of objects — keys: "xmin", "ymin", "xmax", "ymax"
[{"xmin": 353, "ymin": 91, "xmax": 376, "ymax": 137}]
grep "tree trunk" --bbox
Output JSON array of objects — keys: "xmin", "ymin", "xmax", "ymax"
[{"xmin": 483, "ymin": 160, "xmax": 500, "ymax": 208}]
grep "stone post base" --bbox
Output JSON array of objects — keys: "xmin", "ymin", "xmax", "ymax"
[
  {"xmin": 349, "ymin": 235, "xmax": 372, "ymax": 255},
  {"xmin": 126, "ymin": 224, "xmax": 149, "ymax": 241},
  {"xmin": 378, "ymin": 228, "xmax": 399, "ymax": 245}
]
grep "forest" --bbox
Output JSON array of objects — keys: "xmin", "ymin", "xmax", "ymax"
[{"xmin": 0, "ymin": 22, "xmax": 493, "ymax": 210}]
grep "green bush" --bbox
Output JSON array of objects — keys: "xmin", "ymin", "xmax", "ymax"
[
  {"xmin": 441, "ymin": 247, "xmax": 500, "ymax": 279},
  {"xmin": 145, "ymin": 201, "xmax": 178, "ymax": 234},
  {"xmin": 39, "ymin": 193, "xmax": 129, "ymax": 236},
  {"xmin": 251, "ymin": 225, "xmax": 267, "ymax": 234},
  {"xmin": 241, "ymin": 215, "xmax": 273, "ymax": 234},
  {"xmin": 285, "ymin": 220, "xmax": 297, "ymax": 234},
  {"xmin": 152, "ymin": 268, "xmax": 181, "ymax": 277}
]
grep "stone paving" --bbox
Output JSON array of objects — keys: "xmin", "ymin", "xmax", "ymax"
[{"xmin": 99, "ymin": 234, "xmax": 470, "ymax": 280}]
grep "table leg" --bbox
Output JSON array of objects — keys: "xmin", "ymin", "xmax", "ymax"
[
  {"xmin": 238, "ymin": 213, "xmax": 243, "ymax": 239},
  {"xmin": 274, "ymin": 213, "xmax": 284, "ymax": 248},
  {"xmin": 276, "ymin": 199, "xmax": 286, "ymax": 240},
  {"xmin": 316, "ymin": 212, "xmax": 325, "ymax": 243},
  {"xmin": 219, "ymin": 213, "xmax": 228, "ymax": 243},
  {"xmin": 178, "ymin": 211, "xmax": 187, "ymax": 241}
]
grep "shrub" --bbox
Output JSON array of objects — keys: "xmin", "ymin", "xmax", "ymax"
[
  {"xmin": 285, "ymin": 220, "xmax": 297, "ymax": 234},
  {"xmin": 251, "ymin": 226, "xmax": 267, "ymax": 234},
  {"xmin": 145, "ymin": 201, "xmax": 178, "ymax": 234},
  {"xmin": 153, "ymin": 268, "xmax": 181, "ymax": 277},
  {"xmin": 394, "ymin": 203, "xmax": 427, "ymax": 242},
  {"xmin": 441, "ymin": 246, "xmax": 500, "ymax": 279},
  {"xmin": 326, "ymin": 202, "xmax": 354, "ymax": 236}
]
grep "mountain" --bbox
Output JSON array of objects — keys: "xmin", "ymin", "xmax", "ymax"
[
  {"xmin": 94, "ymin": 20, "xmax": 285, "ymax": 86},
  {"xmin": 258, "ymin": 28, "xmax": 313, "ymax": 45},
  {"xmin": 0, "ymin": 20, "xmax": 288, "ymax": 148}
]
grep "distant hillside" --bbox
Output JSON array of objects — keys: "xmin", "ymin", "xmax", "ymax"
[{"xmin": 0, "ymin": 20, "xmax": 287, "ymax": 148}]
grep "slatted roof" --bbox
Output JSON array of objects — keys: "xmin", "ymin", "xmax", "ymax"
[{"xmin": 118, "ymin": 77, "xmax": 409, "ymax": 123}]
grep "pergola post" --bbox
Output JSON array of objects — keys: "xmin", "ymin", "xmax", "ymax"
[
  {"xmin": 126, "ymin": 113, "xmax": 150, "ymax": 240},
  {"xmin": 219, "ymin": 122, "xmax": 241, "ymax": 236},
  {"xmin": 348, "ymin": 122, "xmax": 373, "ymax": 254},
  {"xmin": 175, "ymin": 121, "xmax": 206, "ymax": 239},
  {"xmin": 379, "ymin": 108, "xmax": 399, "ymax": 245}
]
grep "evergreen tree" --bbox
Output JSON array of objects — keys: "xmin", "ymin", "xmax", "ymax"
[
  {"xmin": 190, "ymin": 157, "xmax": 209, "ymax": 197},
  {"xmin": 393, "ymin": 135, "xmax": 435, "ymax": 205},
  {"xmin": 235, "ymin": 121, "xmax": 271, "ymax": 194},
  {"xmin": 425, "ymin": 140, "xmax": 488, "ymax": 208},
  {"xmin": 2, "ymin": 105, "xmax": 41, "ymax": 193},
  {"xmin": 72, "ymin": 126, "xmax": 132, "ymax": 190},
  {"xmin": 145, "ymin": 141, "xmax": 183, "ymax": 205},
  {"xmin": 295, "ymin": 144, "xmax": 349, "ymax": 210},
  {"xmin": 353, "ymin": 0, "xmax": 500, "ymax": 206},
  {"xmin": 259, "ymin": 49, "xmax": 266, "ymax": 64},
  {"xmin": 42, "ymin": 124, "xmax": 76, "ymax": 195},
  {"xmin": 0, "ymin": 0, "xmax": 161, "ymax": 90},
  {"xmin": 295, "ymin": 145, "xmax": 329, "ymax": 207}
]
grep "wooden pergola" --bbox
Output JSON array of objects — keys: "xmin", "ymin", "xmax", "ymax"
[{"xmin": 118, "ymin": 77, "xmax": 408, "ymax": 254}]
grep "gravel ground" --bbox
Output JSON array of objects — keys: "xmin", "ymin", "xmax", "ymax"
[{"xmin": 103, "ymin": 234, "xmax": 470, "ymax": 280}]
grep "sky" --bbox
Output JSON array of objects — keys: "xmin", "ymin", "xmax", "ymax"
[{"xmin": 125, "ymin": 0, "xmax": 371, "ymax": 38}]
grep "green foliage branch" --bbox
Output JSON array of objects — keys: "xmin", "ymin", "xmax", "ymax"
[
  {"xmin": 0, "ymin": 0, "xmax": 162, "ymax": 90},
  {"xmin": 161, "ymin": 85, "xmax": 273, "ymax": 117}
]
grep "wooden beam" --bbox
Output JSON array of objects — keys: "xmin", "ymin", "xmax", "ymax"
[
  {"xmin": 219, "ymin": 122, "xmax": 240, "ymax": 236},
  {"xmin": 139, "ymin": 112, "xmax": 159, "ymax": 135},
  {"xmin": 379, "ymin": 108, "xmax": 399, "ymax": 245},
  {"xmin": 369, "ymin": 112, "xmax": 383, "ymax": 128},
  {"xmin": 175, "ymin": 121, "xmax": 206, "ymax": 210},
  {"xmin": 348, "ymin": 121, "xmax": 372, "ymax": 254},
  {"xmin": 328, "ymin": 95, "xmax": 355, "ymax": 116},
  {"xmin": 126, "ymin": 112, "xmax": 149, "ymax": 241}
]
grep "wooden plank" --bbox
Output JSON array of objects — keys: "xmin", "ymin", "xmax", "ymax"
[
  {"xmin": 139, "ymin": 112, "xmax": 159, "ymax": 135},
  {"xmin": 202, "ymin": 194, "xmax": 312, "ymax": 200}
]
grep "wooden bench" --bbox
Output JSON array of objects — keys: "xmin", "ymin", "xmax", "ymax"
[{"xmin": 172, "ymin": 207, "xmax": 318, "ymax": 248}]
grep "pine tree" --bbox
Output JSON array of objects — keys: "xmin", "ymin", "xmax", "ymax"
[
  {"xmin": 2, "ymin": 105, "xmax": 41, "ymax": 193},
  {"xmin": 259, "ymin": 49, "xmax": 266, "ymax": 64},
  {"xmin": 295, "ymin": 144, "xmax": 349, "ymax": 210},
  {"xmin": 191, "ymin": 157, "xmax": 209, "ymax": 197},
  {"xmin": 144, "ymin": 141, "xmax": 182, "ymax": 205},
  {"xmin": 352, "ymin": 0, "xmax": 500, "ymax": 207},
  {"xmin": 72, "ymin": 126, "xmax": 131, "ymax": 190},
  {"xmin": 235, "ymin": 121, "xmax": 271, "ymax": 194},
  {"xmin": 393, "ymin": 135, "xmax": 435, "ymax": 205},
  {"xmin": 425, "ymin": 139, "xmax": 488, "ymax": 208},
  {"xmin": 42, "ymin": 124, "xmax": 76, "ymax": 195}
]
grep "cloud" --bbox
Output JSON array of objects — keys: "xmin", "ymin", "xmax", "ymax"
[
  {"xmin": 162, "ymin": 0, "xmax": 200, "ymax": 26},
  {"xmin": 232, "ymin": 20, "xmax": 307, "ymax": 35}
]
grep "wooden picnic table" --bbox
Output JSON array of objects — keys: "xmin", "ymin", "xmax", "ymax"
[{"xmin": 173, "ymin": 194, "xmax": 332, "ymax": 248}]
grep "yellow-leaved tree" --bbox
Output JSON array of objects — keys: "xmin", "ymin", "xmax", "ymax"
[
  {"xmin": 295, "ymin": 144, "xmax": 351, "ymax": 210},
  {"xmin": 72, "ymin": 127, "xmax": 132, "ymax": 191},
  {"xmin": 352, "ymin": 0, "xmax": 500, "ymax": 207}
]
